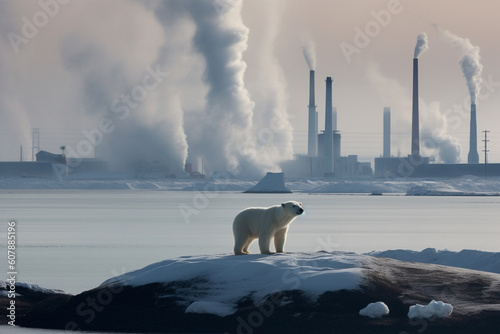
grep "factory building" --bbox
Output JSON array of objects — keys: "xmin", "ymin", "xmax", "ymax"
[{"xmin": 281, "ymin": 70, "xmax": 372, "ymax": 178}]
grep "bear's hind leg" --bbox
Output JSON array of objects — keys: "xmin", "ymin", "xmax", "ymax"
[
  {"xmin": 234, "ymin": 235, "xmax": 251, "ymax": 255},
  {"xmin": 242, "ymin": 238, "xmax": 255, "ymax": 254}
]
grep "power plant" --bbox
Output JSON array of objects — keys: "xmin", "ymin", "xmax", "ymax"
[
  {"xmin": 374, "ymin": 41, "xmax": 500, "ymax": 178},
  {"xmin": 283, "ymin": 39, "xmax": 500, "ymax": 179}
]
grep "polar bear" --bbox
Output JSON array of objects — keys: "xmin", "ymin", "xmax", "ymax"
[{"xmin": 232, "ymin": 201, "xmax": 304, "ymax": 255}]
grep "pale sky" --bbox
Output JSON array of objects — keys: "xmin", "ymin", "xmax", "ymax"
[{"xmin": 1, "ymin": 0, "xmax": 499, "ymax": 174}]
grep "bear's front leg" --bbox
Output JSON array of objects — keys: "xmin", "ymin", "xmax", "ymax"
[
  {"xmin": 274, "ymin": 227, "xmax": 288, "ymax": 253},
  {"xmin": 258, "ymin": 230, "xmax": 275, "ymax": 254}
]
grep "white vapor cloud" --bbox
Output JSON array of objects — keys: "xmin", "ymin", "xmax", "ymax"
[
  {"xmin": 414, "ymin": 32, "xmax": 429, "ymax": 58},
  {"xmin": 0, "ymin": 0, "xmax": 296, "ymax": 177},
  {"xmin": 438, "ymin": 27, "xmax": 483, "ymax": 105}
]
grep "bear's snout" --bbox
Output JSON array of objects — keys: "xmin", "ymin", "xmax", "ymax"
[{"xmin": 297, "ymin": 208, "xmax": 304, "ymax": 215}]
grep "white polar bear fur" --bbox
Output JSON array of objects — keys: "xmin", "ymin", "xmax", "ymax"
[{"xmin": 232, "ymin": 201, "xmax": 304, "ymax": 255}]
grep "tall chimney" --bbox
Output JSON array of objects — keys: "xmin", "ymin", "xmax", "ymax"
[
  {"xmin": 332, "ymin": 107, "xmax": 338, "ymax": 131},
  {"xmin": 467, "ymin": 103, "xmax": 479, "ymax": 163},
  {"xmin": 411, "ymin": 58, "xmax": 420, "ymax": 157},
  {"xmin": 383, "ymin": 107, "xmax": 391, "ymax": 158},
  {"xmin": 324, "ymin": 77, "xmax": 334, "ymax": 175},
  {"xmin": 307, "ymin": 70, "xmax": 318, "ymax": 157}
]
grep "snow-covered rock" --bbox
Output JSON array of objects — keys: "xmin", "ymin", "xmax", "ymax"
[
  {"xmin": 103, "ymin": 252, "xmax": 364, "ymax": 316},
  {"xmin": 244, "ymin": 172, "xmax": 292, "ymax": 193},
  {"xmin": 408, "ymin": 300, "xmax": 453, "ymax": 319},
  {"xmin": 359, "ymin": 301, "xmax": 390, "ymax": 318},
  {"xmin": 11, "ymin": 252, "xmax": 500, "ymax": 333}
]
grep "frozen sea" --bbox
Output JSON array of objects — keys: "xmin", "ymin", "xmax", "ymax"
[{"xmin": 1, "ymin": 186, "xmax": 499, "ymax": 296}]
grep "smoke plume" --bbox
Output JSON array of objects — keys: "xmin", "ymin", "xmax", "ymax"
[
  {"xmin": 301, "ymin": 38, "xmax": 317, "ymax": 70},
  {"xmin": 414, "ymin": 33, "xmax": 429, "ymax": 58},
  {"xmin": 420, "ymin": 102, "xmax": 461, "ymax": 164},
  {"xmin": 438, "ymin": 27, "xmax": 483, "ymax": 104},
  {"xmin": 0, "ymin": 0, "xmax": 297, "ymax": 177}
]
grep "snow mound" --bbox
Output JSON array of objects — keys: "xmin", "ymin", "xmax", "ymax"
[
  {"xmin": 359, "ymin": 301, "xmax": 390, "ymax": 318},
  {"xmin": 408, "ymin": 300, "xmax": 453, "ymax": 319},
  {"xmin": 244, "ymin": 172, "xmax": 292, "ymax": 193},
  {"xmin": 370, "ymin": 248, "xmax": 500, "ymax": 275},
  {"xmin": 103, "ymin": 252, "xmax": 365, "ymax": 316}
]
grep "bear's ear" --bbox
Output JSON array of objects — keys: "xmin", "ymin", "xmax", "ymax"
[
  {"xmin": 300, "ymin": 202, "xmax": 302, "ymax": 206},
  {"xmin": 281, "ymin": 203, "xmax": 285, "ymax": 208}
]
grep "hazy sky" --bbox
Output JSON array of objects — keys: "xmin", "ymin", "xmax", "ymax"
[{"xmin": 1, "ymin": 0, "xmax": 499, "ymax": 175}]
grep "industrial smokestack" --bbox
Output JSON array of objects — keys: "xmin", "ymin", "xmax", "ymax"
[
  {"xmin": 468, "ymin": 103, "xmax": 479, "ymax": 163},
  {"xmin": 307, "ymin": 70, "xmax": 318, "ymax": 157},
  {"xmin": 332, "ymin": 107, "xmax": 338, "ymax": 131},
  {"xmin": 411, "ymin": 58, "xmax": 420, "ymax": 157},
  {"xmin": 333, "ymin": 131, "xmax": 341, "ymax": 176},
  {"xmin": 383, "ymin": 107, "xmax": 391, "ymax": 158},
  {"xmin": 324, "ymin": 77, "xmax": 334, "ymax": 175}
]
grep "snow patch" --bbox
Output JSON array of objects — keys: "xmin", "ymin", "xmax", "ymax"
[
  {"xmin": 0, "ymin": 281, "xmax": 68, "ymax": 296},
  {"xmin": 359, "ymin": 301, "xmax": 390, "ymax": 318},
  {"xmin": 408, "ymin": 300, "xmax": 453, "ymax": 319},
  {"xmin": 185, "ymin": 301, "xmax": 236, "ymax": 317},
  {"xmin": 103, "ymin": 252, "xmax": 365, "ymax": 316}
]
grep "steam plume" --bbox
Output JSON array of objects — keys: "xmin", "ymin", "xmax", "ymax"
[
  {"xmin": 0, "ymin": 1, "xmax": 189, "ymax": 173},
  {"xmin": 414, "ymin": 33, "xmax": 429, "ymax": 58},
  {"xmin": 420, "ymin": 102, "xmax": 461, "ymax": 164},
  {"xmin": 0, "ymin": 0, "xmax": 296, "ymax": 177},
  {"xmin": 438, "ymin": 27, "xmax": 483, "ymax": 104},
  {"xmin": 301, "ymin": 38, "xmax": 316, "ymax": 70},
  {"xmin": 175, "ymin": 0, "xmax": 263, "ymax": 176}
]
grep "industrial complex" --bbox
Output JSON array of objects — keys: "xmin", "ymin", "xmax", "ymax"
[
  {"xmin": 1, "ymin": 35, "xmax": 500, "ymax": 179},
  {"xmin": 282, "ymin": 47, "xmax": 500, "ymax": 178}
]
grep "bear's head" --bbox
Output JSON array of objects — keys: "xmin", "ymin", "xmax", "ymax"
[{"xmin": 281, "ymin": 201, "xmax": 304, "ymax": 216}]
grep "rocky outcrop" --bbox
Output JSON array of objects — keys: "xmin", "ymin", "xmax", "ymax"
[{"xmin": 4, "ymin": 253, "xmax": 500, "ymax": 333}]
